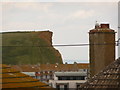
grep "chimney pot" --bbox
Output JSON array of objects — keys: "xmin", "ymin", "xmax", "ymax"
[{"xmin": 101, "ymin": 24, "xmax": 109, "ymax": 28}]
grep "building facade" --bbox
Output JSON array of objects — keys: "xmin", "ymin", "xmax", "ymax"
[{"xmin": 49, "ymin": 71, "xmax": 87, "ymax": 90}]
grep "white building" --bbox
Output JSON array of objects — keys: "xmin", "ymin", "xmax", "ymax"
[{"xmin": 49, "ymin": 71, "xmax": 87, "ymax": 90}]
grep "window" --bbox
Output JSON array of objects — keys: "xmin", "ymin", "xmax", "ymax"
[
  {"xmin": 47, "ymin": 75, "xmax": 50, "ymax": 79},
  {"xmin": 50, "ymin": 71, "xmax": 52, "ymax": 73},
  {"xmin": 76, "ymin": 84, "xmax": 80, "ymax": 90},
  {"xmin": 58, "ymin": 76, "xmax": 85, "ymax": 80},
  {"xmin": 50, "ymin": 75, "xmax": 53, "ymax": 79},
  {"xmin": 64, "ymin": 85, "xmax": 68, "ymax": 90},
  {"xmin": 83, "ymin": 69, "xmax": 86, "ymax": 72},
  {"xmin": 43, "ymin": 75, "xmax": 46, "ymax": 79},
  {"xmin": 45, "ymin": 71, "xmax": 48, "ymax": 73},
  {"xmin": 40, "ymin": 71, "xmax": 43, "ymax": 74},
  {"xmin": 56, "ymin": 85, "xmax": 60, "ymax": 90},
  {"xmin": 36, "ymin": 76, "xmax": 41, "ymax": 79}
]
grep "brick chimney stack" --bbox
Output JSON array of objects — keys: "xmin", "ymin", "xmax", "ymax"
[
  {"xmin": 89, "ymin": 23, "xmax": 116, "ymax": 77},
  {"xmin": 101, "ymin": 24, "xmax": 109, "ymax": 28}
]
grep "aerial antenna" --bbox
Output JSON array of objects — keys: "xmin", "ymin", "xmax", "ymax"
[{"xmin": 116, "ymin": 38, "xmax": 120, "ymax": 46}]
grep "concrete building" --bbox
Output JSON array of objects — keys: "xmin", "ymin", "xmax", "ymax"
[
  {"xmin": 49, "ymin": 71, "xmax": 87, "ymax": 90},
  {"xmin": 89, "ymin": 23, "xmax": 116, "ymax": 77}
]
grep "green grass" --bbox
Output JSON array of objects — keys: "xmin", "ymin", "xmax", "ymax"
[{"xmin": 2, "ymin": 32, "xmax": 62, "ymax": 65}]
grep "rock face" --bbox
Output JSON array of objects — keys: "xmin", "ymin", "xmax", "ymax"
[{"xmin": 2, "ymin": 31, "xmax": 63, "ymax": 65}]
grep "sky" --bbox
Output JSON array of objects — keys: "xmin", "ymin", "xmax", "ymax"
[{"xmin": 0, "ymin": 0, "xmax": 119, "ymax": 63}]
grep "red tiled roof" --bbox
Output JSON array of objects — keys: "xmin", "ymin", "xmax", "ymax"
[{"xmin": 11, "ymin": 63, "xmax": 89, "ymax": 72}]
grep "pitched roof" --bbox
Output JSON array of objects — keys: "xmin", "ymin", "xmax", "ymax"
[
  {"xmin": 0, "ymin": 64, "xmax": 51, "ymax": 89},
  {"xmin": 11, "ymin": 63, "xmax": 89, "ymax": 72},
  {"xmin": 80, "ymin": 58, "xmax": 120, "ymax": 89}
]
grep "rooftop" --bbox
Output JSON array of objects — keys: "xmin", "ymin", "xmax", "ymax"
[
  {"xmin": 80, "ymin": 58, "xmax": 120, "ymax": 89},
  {"xmin": 11, "ymin": 63, "xmax": 89, "ymax": 72},
  {"xmin": 0, "ymin": 64, "xmax": 51, "ymax": 89}
]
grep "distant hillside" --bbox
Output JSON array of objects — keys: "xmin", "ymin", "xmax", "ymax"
[{"xmin": 2, "ymin": 31, "xmax": 63, "ymax": 65}]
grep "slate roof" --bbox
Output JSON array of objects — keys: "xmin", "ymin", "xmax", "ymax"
[{"xmin": 80, "ymin": 58, "xmax": 120, "ymax": 89}]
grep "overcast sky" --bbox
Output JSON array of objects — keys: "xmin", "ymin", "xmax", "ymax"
[{"xmin": 1, "ymin": 0, "xmax": 119, "ymax": 63}]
